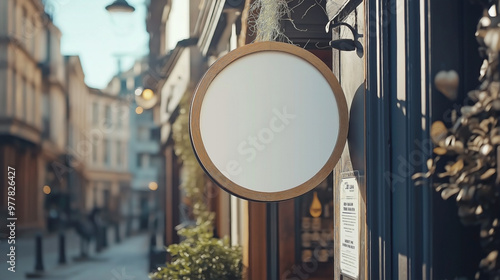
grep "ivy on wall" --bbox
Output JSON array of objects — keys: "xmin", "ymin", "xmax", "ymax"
[
  {"xmin": 172, "ymin": 93, "xmax": 214, "ymax": 225},
  {"xmin": 150, "ymin": 93, "xmax": 242, "ymax": 279}
]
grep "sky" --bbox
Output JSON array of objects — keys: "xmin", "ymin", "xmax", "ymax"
[{"xmin": 46, "ymin": 0, "xmax": 189, "ymax": 89}]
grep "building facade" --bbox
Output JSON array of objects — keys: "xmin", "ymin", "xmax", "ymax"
[
  {"xmin": 113, "ymin": 58, "xmax": 162, "ymax": 232},
  {"xmin": 86, "ymin": 87, "xmax": 131, "ymax": 226},
  {"xmin": 0, "ymin": 0, "xmax": 142, "ymax": 239},
  {"xmin": 0, "ymin": 0, "xmax": 70, "ymax": 233},
  {"xmin": 64, "ymin": 55, "xmax": 90, "ymax": 219}
]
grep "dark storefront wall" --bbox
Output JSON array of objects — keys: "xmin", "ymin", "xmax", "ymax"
[{"xmin": 366, "ymin": 0, "xmax": 483, "ymax": 279}]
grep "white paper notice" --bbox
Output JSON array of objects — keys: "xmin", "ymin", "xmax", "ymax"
[{"xmin": 340, "ymin": 177, "xmax": 360, "ymax": 279}]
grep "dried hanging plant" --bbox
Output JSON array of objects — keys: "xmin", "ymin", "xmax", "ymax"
[
  {"xmin": 248, "ymin": 0, "xmax": 323, "ymax": 43},
  {"xmin": 249, "ymin": 0, "xmax": 291, "ymax": 42},
  {"xmin": 413, "ymin": 5, "xmax": 500, "ymax": 279}
]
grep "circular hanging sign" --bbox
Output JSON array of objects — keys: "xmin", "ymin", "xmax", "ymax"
[{"xmin": 190, "ymin": 41, "xmax": 348, "ymax": 201}]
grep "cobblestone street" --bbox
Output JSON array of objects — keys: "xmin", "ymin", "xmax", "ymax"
[{"xmin": 0, "ymin": 230, "xmax": 151, "ymax": 280}]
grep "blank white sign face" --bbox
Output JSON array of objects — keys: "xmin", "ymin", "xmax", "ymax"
[{"xmin": 190, "ymin": 42, "xmax": 348, "ymax": 201}]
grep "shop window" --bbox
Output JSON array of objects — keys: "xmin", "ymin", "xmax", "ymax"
[{"xmin": 296, "ymin": 173, "xmax": 334, "ymax": 278}]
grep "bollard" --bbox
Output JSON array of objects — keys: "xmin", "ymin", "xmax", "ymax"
[
  {"xmin": 149, "ymin": 233, "xmax": 156, "ymax": 272},
  {"xmin": 115, "ymin": 223, "xmax": 121, "ymax": 243},
  {"xmin": 150, "ymin": 233, "xmax": 157, "ymax": 249},
  {"xmin": 95, "ymin": 227, "xmax": 103, "ymax": 253},
  {"xmin": 58, "ymin": 232, "xmax": 66, "ymax": 264},
  {"xmin": 34, "ymin": 233, "xmax": 44, "ymax": 271},
  {"xmin": 126, "ymin": 218, "xmax": 131, "ymax": 237},
  {"xmin": 26, "ymin": 234, "xmax": 45, "ymax": 278},
  {"xmin": 74, "ymin": 237, "xmax": 89, "ymax": 261},
  {"xmin": 102, "ymin": 226, "xmax": 108, "ymax": 248}
]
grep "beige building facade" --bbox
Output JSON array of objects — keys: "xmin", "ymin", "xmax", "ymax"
[{"xmin": 86, "ymin": 87, "xmax": 131, "ymax": 221}]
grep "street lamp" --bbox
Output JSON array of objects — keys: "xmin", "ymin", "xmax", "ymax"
[
  {"xmin": 105, "ymin": 0, "xmax": 135, "ymax": 13},
  {"xmin": 105, "ymin": 0, "xmax": 158, "ymax": 111}
]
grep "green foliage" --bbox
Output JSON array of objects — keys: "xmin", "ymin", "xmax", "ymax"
[
  {"xmin": 149, "ymin": 221, "xmax": 243, "ymax": 280},
  {"xmin": 171, "ymin": 94, "xmax": 211, "ymax": 224},
  {"xmin": 151, "ymin": 93, "xmax": 243, "ymax": 279}
]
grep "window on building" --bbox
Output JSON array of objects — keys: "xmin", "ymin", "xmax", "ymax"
[
  {"xmin": 144, "ymin": 109, "xmax": 154, "ymax": 121},
  {"xmin": 165, "ymin": 85, "xmax": 175, "ymax": 113},
  {"xmin": 103, "ymin": 187, "xmax": 111, "ymax": 211},
  {"xmin": 116, "ymin": 107, "xmax": 123, "ymax": 129},
  {"xmin": 150, "ymin": 155, "xmax": 161, "ymax": 168},
  {"xmin": 136, "ymin": 153, "xmax": 142, "ymax": 167},
  {"xmin": 68, "ymin": 126, "xmax": 74, "ymax": 150},
  {"xmin": 11, "ymin": 1, "xmax": 16, "ymax": 35},
  {"xmin": 42, "ymin": 93, "xmax": 50, "ymax": 139},
  {"xmin": 165, "ymin": 95, "xmax": 172, "ymax": 114},
  {"xmin": 21, "ymin": 7, "xmax": 27, "ymax": 45},
  {"xmin": 92, "ymin": 182, "xmax": 98, "ymax": 208},
  {"xmin": 92, "ymin": 136, "xmax": 98, "ymax": 164},
  {"xmin": 22, "ymin": 77, "xmax": 27, "ymax": 120},
  {"xmin": 137, "ymin": 126, "xmax": 149, "ymax": 141},
  {"xmin": 150, "ymin": 127, "xmax": 160, "ymax": 141},
  {"xmin": 116, "ymin": 141, "xmax": 123, "ymax": 166},
  {"xmin": 31, "ymin": 17, "xmax": 36, "ymax": 56},
  {"xmin": 136, "ymin": 153, "xmax": 149, "ymax": 168},
  {"xmin": 104, "ymin": 139, "xmax": 111, "ymax": 166},
  {"xmin": 25, "ymin": 80, "xmax": 32, "ymax": 123},
  {"xmin": 92, "ymin": 102, "xmax": 99, "ymax": 125},
  {"xmin": 134, "ymin": 76, "xmax": 141, "ymax": 88},
  {"xmin": 11, "ymin": 70, "xmax": 16, "ymax": 115},
  {"xmin": 120, "ymin": 78, "xmax": 127, "ymax": 93},
  {"xmin": 104, "ymin": 105, "xmax": 112, "ymax": 128},
  {"xmin": 30, "ymin": 82, "xmax": 36, "ymax": 124}
]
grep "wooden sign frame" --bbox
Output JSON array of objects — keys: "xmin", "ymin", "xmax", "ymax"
[{"xmin": 190, "ymin": 41, "xmax": 348, "ymax": 201}]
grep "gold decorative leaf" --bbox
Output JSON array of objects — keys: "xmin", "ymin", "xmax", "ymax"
[
  {"xmin": 480, "ymin": 168, "xmax": 496, "ymax": 180},
  {"xmin": 431, "ymin": 121, "xmax": 448, "ymax": 144},
  {"xmin": 441, "ymin": 187, "xmax": 460, "ymax": 200},
  {"xmin": 433, "ymin": 147, "xmax": 446, "ymax": 156}
]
